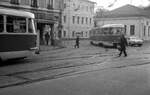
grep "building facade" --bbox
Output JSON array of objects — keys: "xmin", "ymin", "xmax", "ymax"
[
  {"xmin": 94, "ymin": 5, "xmax": 150, "ymax": 41},
  {"xmin": 62, "ymin": 0, "xmax": 95, "ymax": 39},
  {"xmin": 0, "ymin": 0, "xmax": 64, "ymax": 45}
]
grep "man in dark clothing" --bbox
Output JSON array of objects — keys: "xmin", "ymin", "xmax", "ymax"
[
  {"xmin": 74, "ymin": 36, "xmax": 80, "ymax": 48},
  {"xmin": 45, "ymin": 32, "xmax": 50, "ymax": 45},
  {"xmin": 118, "ymin": 34, "xmax": 128, "ymax": 57}
]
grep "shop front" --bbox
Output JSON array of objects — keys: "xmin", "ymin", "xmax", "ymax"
[{"xmin": 32, "ymin": 9, "xmax": 59, "ymax": 45}]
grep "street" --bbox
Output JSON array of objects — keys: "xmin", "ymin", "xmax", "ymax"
[{"xmin": 0, "ymin": 40, "xmax": 150, "ymax": 95}]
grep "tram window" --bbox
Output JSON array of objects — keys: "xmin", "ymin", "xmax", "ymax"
[
  {"xmin": 6, "ymin": 16, "xmax": 26, "ymax": 33},
  {"xmin": 0, "ymin": 15, "xmax": 4, "ymax": 32},
  {"xmin": 28, "ymin": 19, "xmax": 34, "ymax": 33}
]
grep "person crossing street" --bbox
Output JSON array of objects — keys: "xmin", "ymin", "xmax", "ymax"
[{"xmin": 118, "ymin": 34, "xmax": 128, "ymax": 57}]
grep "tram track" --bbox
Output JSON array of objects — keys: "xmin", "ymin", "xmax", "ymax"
[
  {"xmin": 5, "ymin": 56, "xmax": 108, "ymax": 76},
  {"xmin": 1, "ymin": 58, "xmax": 150, "ymax": 89},
  {"xmin": 0, "ymin": 55, "xmax": 110, "ymax": 89},
  {"xmin": 0, "ymin": 50, "xmax": 119, "ymax": 89}
]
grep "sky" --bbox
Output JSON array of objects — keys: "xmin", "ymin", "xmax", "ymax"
[{"xmin": 89, "ymin": 0, "xmax": 150, "ymax": 10}]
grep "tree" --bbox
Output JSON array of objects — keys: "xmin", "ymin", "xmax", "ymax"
[{"xmin": 95, "ymin": 7, "xmax": 109, "ymax": 17}]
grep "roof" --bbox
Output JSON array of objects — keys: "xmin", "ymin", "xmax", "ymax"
[
  {"xmin": 0, "ymin": 8, "xmax": 34, "ymax": 18},
  {"xmin": 97, "ymin": 4, "xmax": 150, "ymax": 18},
  {"xmin": 82, "ymin": 0, "xmax": 96, "ymax": 4}
]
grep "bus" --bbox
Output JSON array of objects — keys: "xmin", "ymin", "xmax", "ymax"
[
  {"xmin": 90, "ymin": 24, "xmax": 125, "ymax": 48},
  {"xmin": 0, "ymin": 8, "xmax": 38, "ymax": 61}
]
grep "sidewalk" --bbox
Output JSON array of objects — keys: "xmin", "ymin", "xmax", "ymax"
[
  {"xmin": 39, "ymin": 45, "xmax": 64, "ymax": 52},
  {"xmin": 39, "ymin": 40, "xmax": 91, "ymax": 51}
]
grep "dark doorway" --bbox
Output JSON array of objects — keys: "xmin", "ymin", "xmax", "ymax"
[
  {"xmin": 58, "ymin": 30, "xmax": 62, "ymax": 38},
  {"xmin": 37, "ymin": 23, "xmax": 44, "ymax": 45}
]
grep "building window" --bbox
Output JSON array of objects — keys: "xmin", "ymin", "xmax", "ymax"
[
  {"xmin": 63, "ymin": 16, "xmax": 66, "ymax": 23},
  {"xmin": 72, "ymin": 16, "xmax": 75, "ymax": 24},
  {"xmin": 63, "ymin": 31, "xmax": 66, "ymax": 37},
  {"xmin": 72, "ymin": 31, "xmax": 75, "ymax": 37},
  {"xmin": 146, "ymin": 21, "xmax": 149, "ymax": 25},
  {"xmin": 148, "ymin": 26, "xmax": 150, "ymax": 36},
  {"xmin": 47, "ymin": 0, "xmax": 53, "ymax": 9},
  {"xmin": 90, "ymin": 6, "xmax": 93, "ymax": 13},
  {"xmin": 144, "ymin": 26, "xmax": 146, "ymax": 36},
  {"xmin": 64, "ymin": 3, "xmax": 67, "ymax": 9},
  {"xmin": 86, "ymin": 6, "xmax": 88, "ymax": 11},
  {"xmin": 31, "ymin": 0, "xmax": 39, "ymax": 7},
  {"xmin": 77, "ymin": 16, "xmax": 80, "ymax": 24},
  {"xmin": 94, "ymin": 21, "xmax": 97, "ymax": 27},
  {"xmin": 86, "ymin": 17, "xmax": 88, "ymax": 24},
  {"xmin": 10, "ymin": 0, "xmax": 20, "ymax": 4},
  {"xmin": 130, "ymin": 25, "xmax": 135, "ymax": 35},
  {"xmin": 85, "ymin": 31, "xmax": 88, "ymax": 37},
  {"xmin": 81, "ymin": 31, "xmax": 83, "ymax": 37},
  {"xmin": 0, "ymin": 15, "xmax": 3, "ymax": 32},
  {"xmin": 82, "ymin": 17, "xmax": 84, "ymax": 24},
  {"xmin": 124, "ymin": 25, "xmax": 127, "ymax": 35},
  {"xmin": 90, "ymin": 18, "xmax": 92, "ymax": 24}
]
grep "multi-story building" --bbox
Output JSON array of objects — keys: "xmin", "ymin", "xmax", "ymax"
[
  {"xmin": 0, "ymin": 0, "xmax": 64, "ymax": 44},
  {"xmin": 62, "ymin": 0, "xmax": 95, "ymax": 39}
]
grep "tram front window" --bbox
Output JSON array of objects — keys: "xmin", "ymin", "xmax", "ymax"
[
  {"xmin": 0, "ymin": 15, "xmax": 4, "ymax": 32},
  {"xmin": 6, "ymin": 16, "xmax": 26, "ymax": 33},
  {"xmin": 28, "ymin": 18, "xmax": 35, "ymax": 33}
]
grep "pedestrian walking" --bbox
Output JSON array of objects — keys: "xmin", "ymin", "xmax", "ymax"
[
  {"xmin": 44, "ymin": 32, "xmax": 50, "ymax": 45},
  {"xmin": 118, "ymin": 34, "xmax": 128, "ymax": 57},
  {"xmin": 74, "ymin": 36, "xmax": 80, "ymax": 48}
]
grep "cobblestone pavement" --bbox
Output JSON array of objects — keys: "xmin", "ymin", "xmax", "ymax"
[{"xmin": 0, "ymin": 40, "xmax": 150, "ymax": 89}]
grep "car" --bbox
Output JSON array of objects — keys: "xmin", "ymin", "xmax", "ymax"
[{"xmin": 126, "ymin": 36, "xmax": 143, "ymax": 46}]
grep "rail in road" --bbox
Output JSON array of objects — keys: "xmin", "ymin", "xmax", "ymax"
[
  {"xmin": 1, "ymin": 43, "xmax": 150, "ymax": 89},
  {"xmin": 1, "ymin": 52, "xmax": 150, "ymax": 89},
  {"xmin": 0, "ymin": 52, "xmax": 114, "ymax": 89}
]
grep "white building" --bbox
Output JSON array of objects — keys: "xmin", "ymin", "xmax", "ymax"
[
  {"xmin": 95, "ymin": 4, "xmax": 150, "ymax": 41},
  {"xmin": 62, "ymin": 0, "xmax": 95, "ymax": 39}
]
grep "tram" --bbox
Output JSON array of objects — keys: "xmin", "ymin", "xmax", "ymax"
[
  {"xmin": 0, "ymin": 8, "xmax": 38, "ymax": 61},
  {"xmin": 90, "ymin": 24, "xmax": 125, "ymax": 47}
]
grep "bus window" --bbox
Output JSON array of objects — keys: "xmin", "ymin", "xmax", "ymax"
[
  {"xmin": 6, "ymin": 16, "xmax": 26, "ymax": 33},
  {"xmin": 28, "ymin": 18, "xmax": 34, "ymax": 33},
  {"xmin": 0, "ymin": 15, "xmax": 4, "ymax": 32}
]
